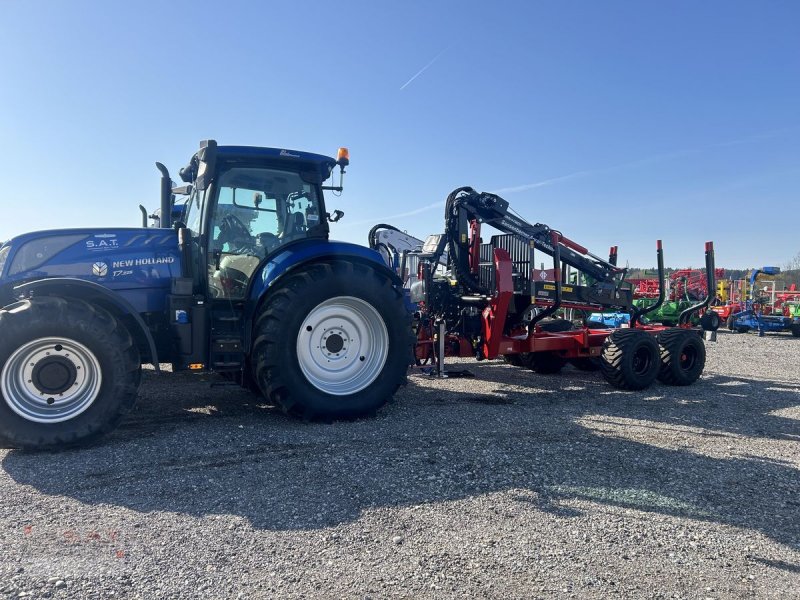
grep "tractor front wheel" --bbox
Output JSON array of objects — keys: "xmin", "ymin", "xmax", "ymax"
[
  {"xmin": 0, "ymin": 297, "xmax": 141, "ymax": 449},
  {"xmin": 252, "ymin": 260, "xmax": 412, "ymax": 420},
  {"xmin": 600, "ymin": 330, "xmax": 660, "ymax": 390},
  {"xmin": 656, "ymin": 329, "xmax": 706, "ymax": 386}
]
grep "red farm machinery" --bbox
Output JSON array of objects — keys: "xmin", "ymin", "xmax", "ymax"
[{"xmin": 372, "ymin": 187, "xmax": 718, "ymax": 390}]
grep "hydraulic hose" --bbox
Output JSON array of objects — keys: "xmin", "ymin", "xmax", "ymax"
[{"xmin": 444, "ymin": 187, "xmax": 490, "ymax": 296}]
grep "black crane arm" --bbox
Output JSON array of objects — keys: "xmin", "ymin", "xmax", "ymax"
[{"xmin": 444, "ymin": 187, "xmax": 623, "ymax": 286}]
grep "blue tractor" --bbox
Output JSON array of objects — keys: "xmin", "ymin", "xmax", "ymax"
[
  {"xmin": 0, "ymin": 141, "xmax": 413, "ymax": 449},
  {"xmin": 727, "ymin": 266, "xmax": 800, "ymax": 336}
]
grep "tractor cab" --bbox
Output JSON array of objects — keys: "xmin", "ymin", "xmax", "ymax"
[
  {"xmin": 151, "ymin": 141, "xmax": 353, "ymax": 375},
  {"xmin": 166, "ymin": 140, "xmax": 349, "ymax": 302}
]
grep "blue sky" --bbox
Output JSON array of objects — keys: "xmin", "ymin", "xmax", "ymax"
[{"xmin": 0, "ymin": 1, "xmax": 797, "ymax": 268}]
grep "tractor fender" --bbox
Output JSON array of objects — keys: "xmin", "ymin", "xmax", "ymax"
[
  {"xmin": 244, "ymin": 240, "xmax": 402, "ymax": 352},
  {"xmin": 10, "ymin": 277, "xmax": 160, "ymax": 372}
]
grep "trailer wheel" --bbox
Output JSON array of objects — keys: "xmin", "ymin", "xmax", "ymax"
[
  {"xmin": 791, "ymin": 324, "xmax": 800, "ymax": 338},
  {"xmin": 699, "ymin": 311, "xmax": 720, "ymax": 331},
  {"xmin": 252, "ymin": 260, "xmax": 412, "ymax": 421},
  {"xmin": 600, "ymin": 330, "xmax": 660, "ymax": 390},
  {"xmin": 503, "ymin": 354, "xmax": 524, "ymax": 367},
  {"xmin": 570, "ymin": 357, "xmax": 601, "ymax": 371},
  {"xmin": 0, "ymin": 297, "xmax": 141, "ymax": 449},
  {"xmin": 527, "ymin": 352, "xmax": 566, "ymax": 374},
  {"xmin": 726, "ymin": 315, "xmax": 735, "ymax": 331},
  {"xmin": 656, "ymin": 329, "xmax": 706, "ymax": 386}
]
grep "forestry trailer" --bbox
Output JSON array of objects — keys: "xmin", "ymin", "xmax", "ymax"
[{"xmin": 371, "ymin": 187, "xmax": 718, "ymax": 388}]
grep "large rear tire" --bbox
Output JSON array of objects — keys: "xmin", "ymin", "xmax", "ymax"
[
  {"xmin": 656, "ymin": 329, "xmax": 706, "ymax": 386},
  {"xmin": 0, "ymin": 297, "xmax": 141, "ymax": 449},
  {"xmin": 252, "ymin": 260, "xmax": 412, "ymax": 420},
  {"xmin": 600, "ymin": 329, "xmax": 660, "ymax": 390}
]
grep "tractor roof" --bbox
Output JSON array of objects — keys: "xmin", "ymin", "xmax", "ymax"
[
  {"xmin": 214, "ymin": 145, "xmax": 338, "ymax": 170},
  {"xmin": 181, "ymin": 143, "xmax": 339, "ymax": 185}
]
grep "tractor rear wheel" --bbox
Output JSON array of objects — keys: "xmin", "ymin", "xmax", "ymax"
[
  {"xmin": 0, "ymin": 297, "xmax": 141, "ymax": 449},
  {"xmin": 600, "ymin": 329, "xmax": 660, "ymax": 390},
  {"xmin": 252, "ymin": 260, "xmax": 412, "ymax": 421},
  {"xmin": 656, "ymin": 329, "xmax": 706, "ymax": 386}
]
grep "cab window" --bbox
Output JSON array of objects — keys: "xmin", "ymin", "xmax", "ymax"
[{"xmin": 207, "ymin": 167, "xmax": 321, "ymax": 299}]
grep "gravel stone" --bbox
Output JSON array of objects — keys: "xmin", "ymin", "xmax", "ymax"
[{"xmin": 0, "ymin": 330, "xmax": 798, "ymax": 598}]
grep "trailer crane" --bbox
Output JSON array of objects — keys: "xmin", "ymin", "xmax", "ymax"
[
  {"xmin": 374, "ymin": 187, "xmax": 718, "ymax": 390},
  {"xmin": 433, "ymin": 187, "xmax": 632, "ymax": 310}
]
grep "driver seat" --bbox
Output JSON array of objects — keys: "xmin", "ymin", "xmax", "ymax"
[{"xmin": 280, "ymin": 212, "xmax": 306, "ymax": 240}]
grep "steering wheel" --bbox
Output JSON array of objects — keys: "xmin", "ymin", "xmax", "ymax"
[{"xmin": 220, "ymin": 214, "xmax": 252, "ymax": 243}]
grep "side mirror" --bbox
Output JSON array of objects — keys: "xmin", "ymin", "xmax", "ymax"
[{"xmin": 172, "ymin": 184, "xmax": 193, "ymax": 196}]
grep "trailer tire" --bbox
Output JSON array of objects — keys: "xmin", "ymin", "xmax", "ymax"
[
  {"xmin": 600, "ymin": 329, "xmax": 660, "ymax": 390},
  {"xmin": 527, "ymin": 352, "xmax": 566, "ymax": 374},
  {"xmin": 656, "ymin": 329, "xmax": 706, "ymax": 386},
  {"xmin": 252, "ymin": 260, "xmax": 412, "ymax": 421},
  {"xmin": 699, "ymin": 311, "xmax": 720, "ymax": 331},
  {"xmin": 523, "ymin": 320, "xmax": 575, "ymax": 374},
  {"xmin": 791, "ymin": 324, "xmax": 800, "ymax": 338},
  {"xmin": 570, "ymin": 357, "xmax": 602, "ymax": 371},
  {"xmin": 503, "ymin": 354, "xmax": 524, "ymax": 367},
  {"xmin": 0, "ymin": 297, "xmax": 141, "ymax": 449}
]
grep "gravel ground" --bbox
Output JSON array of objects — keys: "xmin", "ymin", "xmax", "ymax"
[{"xmin": 1, "ymin": 330, "xmax": 798, "ymax": 599}]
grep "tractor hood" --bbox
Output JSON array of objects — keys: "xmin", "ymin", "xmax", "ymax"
[{"xmin": 0, "ymin": 228, "xmax": 181, "ymax": 297}]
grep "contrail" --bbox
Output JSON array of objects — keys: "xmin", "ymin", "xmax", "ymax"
[
  {"xmin": 492, "ymin": 128, "xmax": 797, "ymax": 196},
  {"xmin": 491, "ymin": 170, "xmax": 599, "ymax": 195},
  {"xmin": 346, "ymin": 201, "xmax": 445, "ymax": 227},
  {"xmin": 400, "ymin": 46, "xmax": 450, "ymax": 90},
  {"xmin": 347, "ymin": 128, "xmax": 796, "ymax": 227}
]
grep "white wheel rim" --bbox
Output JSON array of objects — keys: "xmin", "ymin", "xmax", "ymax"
[
  {"xmin": 296, "ymin": 296, "xmax": 389, "ymax": 396},
  {"xmin": 1, "ymin": 337, "xmax": 102, "ymax": 423}
]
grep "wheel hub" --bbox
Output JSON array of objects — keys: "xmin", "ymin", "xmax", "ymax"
[
  {"xmin": 296, "ymin": 296, "xmax": 389, "ymax": 396},
  {"xmin": 1, "ymin": 337, "xmax": 102, "ymax": 423},
  {"xmin": 31, "ymin": 356, "xmax": 78, "ymax": 395},
  {"xmin": 322, "ymin": 330, "xmax": 347, "ymax": 356}
]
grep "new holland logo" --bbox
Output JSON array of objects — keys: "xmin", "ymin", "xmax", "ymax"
[{"xmin": 92, "ymin": 262, "xmax": 109, "ymax": 277}]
